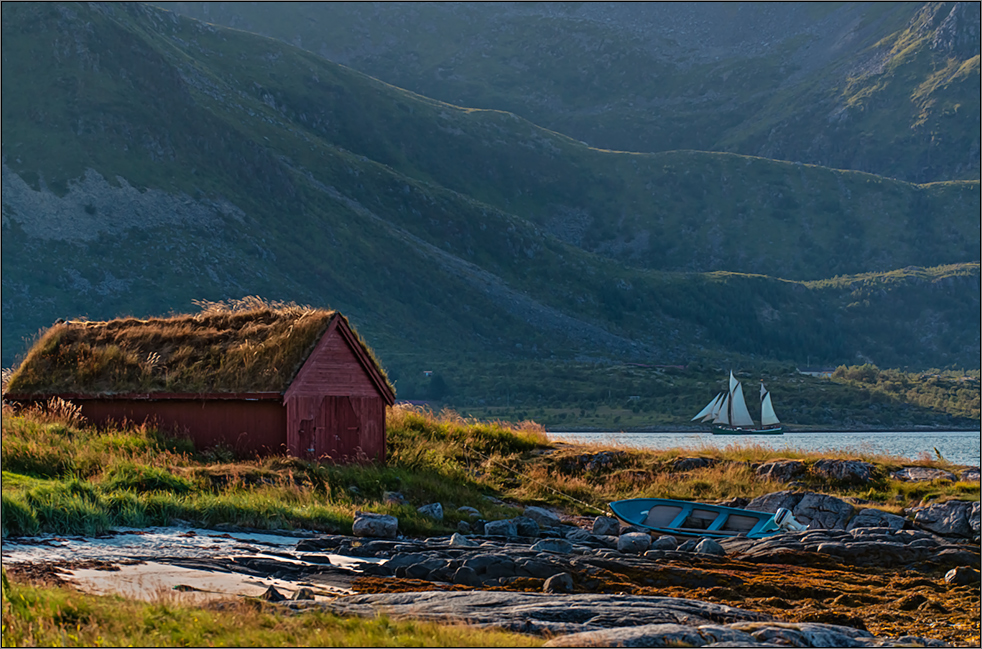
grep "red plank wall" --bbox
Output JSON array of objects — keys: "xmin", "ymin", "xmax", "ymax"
[
  {"xmin": 77, "ymin": 399, "xmax": 288, "ymax": 456},
  {"xmin": 284, "ymin": 324, "xmax": 387, "ymax": 463}
]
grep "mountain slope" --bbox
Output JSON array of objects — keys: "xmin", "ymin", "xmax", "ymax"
[
  {"xmin": 4, "ymin": 3, "xmax": 978, "ymax": 282},
  {"xmin": 164, "ymin": 1, "xmax": 981, "ymax": 183},
  {"xmin": 1, "ymin": 2, "xmax": 978, "ymax": 382}
]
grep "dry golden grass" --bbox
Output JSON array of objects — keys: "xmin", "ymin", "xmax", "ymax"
[{"xmin": 4, "ymin": 297, "xmax": 394, "ymax": 395}]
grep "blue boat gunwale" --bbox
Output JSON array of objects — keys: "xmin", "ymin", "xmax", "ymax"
[{"xmin": 609, "ymin": 497, "xmax": 781, "ymax": 539}]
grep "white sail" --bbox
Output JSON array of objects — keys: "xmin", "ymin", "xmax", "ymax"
[
  {"xmin": 709, "ymin": 393, "xmax": 724, "ymax": 420},
  {"xmin": 730, "ymin": 381, "xmax": 755, "ymax": 428},
  {"xmin": 729, "ymin": 371, "xmax": 739, "ymax": 394},
  {"xmin": 692, "ymin": 393, "xmax": 722, "ymax": 421},
  {"xmin": 760, "ymin": 382, "xmax": 767, "ymax": 399},
  {"xmin": 713, "ymin": 394, "xmax": 731, "ymax": 425},
  {"xmin": 761, "ymin": 392, "xmax": 780, "ymax": 426}
]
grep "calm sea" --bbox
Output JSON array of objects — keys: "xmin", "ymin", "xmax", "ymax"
[{"xmin": 546, "ymin": 430, "xmax": 981, "ymax": 468}]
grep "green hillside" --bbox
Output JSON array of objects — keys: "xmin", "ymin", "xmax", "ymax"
[
  {"xmin": 164, "ymin": 1, "xmax": 981, "ymax": 184},
  {"xmin": 1, "ymin": 2, "xmax": 979, "ymax": 418}
]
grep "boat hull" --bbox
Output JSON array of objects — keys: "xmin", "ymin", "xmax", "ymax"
[
  {"xmin": 711, "ymin": 425, "xmax": 783, "ymax": 435},
  {"xmin": 609, "ymin": 497, "xmax": 781, "ymax": 539}
]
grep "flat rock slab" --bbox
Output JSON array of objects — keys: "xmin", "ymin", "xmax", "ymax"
[{"xmin": 326, "ymin": 590, "xmax": 771, "ymax": 635}]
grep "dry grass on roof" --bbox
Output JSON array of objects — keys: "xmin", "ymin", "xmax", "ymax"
[{"xmin": 7, "ymin": 298, "xmax": 339, "ymax": 395}]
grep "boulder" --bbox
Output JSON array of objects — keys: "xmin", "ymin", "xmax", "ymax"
[
  {"xmin": 417, "ymin": 503, "xmax": 443, "ymax": 521},
  {"xmin": 484, "ymin": 519, "xmax": 518, "ymax": 537},
  {"xmin": 794, "ymin": 493, "xmax": 854, "ymax": 529},
  {"xmin": 484, "ymin": 557, "xmax": 517, "ymax": 580},
  {"xmin": 695, "ymin": 538, "xmax": 725, "ymax": 556},
  {"xmin": 650, "ymin": 535, "xmax": 678, "ymax": 551},
  {"xmin": 457, "ymin": 506, "xmax": 482, "ymax": 518},
  {"xmin": 593, "ymin": 516, "xmax": 621, "ymax": 536},
  {"xmin": 449, "ymin": 532, "xmax": 477, "ymax": 548},
  {"xmin": 846, "ymin": 508, "xmax": 906, "ymax": 532},
  {"xmin": 513, "ymin": 516, "xmax": 541, "ymax": 538},
  {"xmin": 617, "ymin": 532, "xmax": 652, "ymax": 554},
  {"xmin": 531, "ymin": 539, "xmax": 574, "ymax": 554},
  {"xmin": 352, "ymin": 511, "xmax": 398, "ymax": 538},
  {"xmin": 523, "ymin": 506, "xmax": 563, "ymax": 528},
  {"xmin": 960, "ymin": 467, "xmax": 981, "ymax": 482},
  {"xmin": 891, "ymin": 467, "xmax": 957, "ymax": 482},
  {"xmin": 810, "ymin": 459, "xmax": 875, "ymax": 484},
  {"xmin": 912, "ymin": 500, "xmax": 976, "ymax": 538},
  {"xmin": 944, "ymin": 566, "xmax": 981, "ymax": 586},
  {"xmin": 543, "ymin": 572, "xmax": 574, "ymax": 593},
  {"xmin": 755, "ymin": 459, "xmax": 806, "ymax": 483},
  {"xmin": 452, "ymin": 566, "xmax": 481, "ymax": 587},
  {"xmin": 457, "ymin": 521, "xmax": 471, "ymax": 534},
  {"xmin": 746, "ymin": 490, "xmax": 804, "ymax": 514}
]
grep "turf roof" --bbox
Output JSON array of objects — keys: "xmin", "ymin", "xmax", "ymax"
[{"xmin": 5, "ymin": 298, "xmax": 392, "ymax": 396}]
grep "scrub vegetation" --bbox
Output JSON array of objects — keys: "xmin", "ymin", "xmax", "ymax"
[{"xmin": 2, "ymin": 402, "xmax": 976, "ymax": 539}]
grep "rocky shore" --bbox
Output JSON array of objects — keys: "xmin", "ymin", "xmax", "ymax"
[
  {"xmin": 5, "ymin": 459, "xmax": 979, "ymax": 647},
  {"xmin": 270, "ymin": 470, "xmax": 979, "ymax": 647}
]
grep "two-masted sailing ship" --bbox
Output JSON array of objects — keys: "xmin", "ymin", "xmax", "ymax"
[{"xmin": 692, "ymin": 371, "xmax": 783, "ymax": 435}]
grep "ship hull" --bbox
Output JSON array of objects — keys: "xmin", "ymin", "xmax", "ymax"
[{"xmin": 711, "ymin": 424, "xmax": 783, "ymax": 435}]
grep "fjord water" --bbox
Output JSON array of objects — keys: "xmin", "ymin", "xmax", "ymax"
[{"xmin": 548, "ymin": 430, "xmax": 981, "ymax": 467}]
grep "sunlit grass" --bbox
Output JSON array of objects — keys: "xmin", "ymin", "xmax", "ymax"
[{"xmin": 0, "ymin": 575, "xmax": 542, "ymax": 648}]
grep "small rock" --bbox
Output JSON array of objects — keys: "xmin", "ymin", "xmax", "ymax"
[
  {"xmin": 449, "ymin": 532, "xmax": 477, "ymax": 548},
  {"xmin": 592, "ymin": 516, "xmax": 620, "ymax": 536},
  {"xmin": 382, "ymin": 491, "xmax": 408, "ymax": 505},
  {"xmin": 291, "ymin": 587, "xmax": 316, "ymax": 601},
  {"xmin": 347, "ymin": 485, "xmax": 361, "ymax": 495},
  {"xmin": 892, "ymin": 467, "xmax": 957, "ymax": 482},
  {"xmin": 457, "ymin": 506, "xmax": 481, "ymax": 518},
  {"xmin": 945, "ymin": 566, "xmax": 981, "ymax": 586},
  {"xmin": 261, "ymin": 585, "xmax": 286, "ymax": 602},
  {"xmin": 484, "ymin": 519, "xmax": 518, "ymax": 537},
  {"xmin": 513, "ymin": 516, "xmax": 540, "ymax": 537},
  {"xmin": 565, "ymin": 527, "xmax": 594, "ymax": 543},
  {"xmin": 457, "ymin": 521, "xmax": 471, "ymax": 534},
  {"xmin": 650, "ymin": 535, "xmax": 678, "ymax": 550},
  {"xmin": 619, "ymin": 524, "xmax": 649, "ymax": 535},
  {"xmin": 676, "ymin": 539, "xmax": 698, "ymax": 552},
  {"xmin": 617, "ymin": 532, "xmax": 651, "ymax": 554},
  {"xmin": 959, "ymin": 467, "xmax": 980, "ymax": 482},
  {"xmin": 352, "ymin": 511, "xmax": 399, "ymax": 538},
  {"xmin": 523, "ymin": 505, "xmax": 562, "ymax": 528},
  {"xmin": 543, "ymin": 572, "xmax": 574, "ymax": 593},
  {"xmin": 695, "ymin": 538, "xmax": 725, "ymax": 556},
  {"xmin": 417, "ymin": 503, "xmax": 443, "ymax": 521},
  {"xmin": 531, "ymin": 538, "xmax": 574, "ymax": 554}
]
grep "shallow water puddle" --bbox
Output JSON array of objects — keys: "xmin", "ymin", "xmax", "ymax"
[{"xmin": 3, "ymin": 527, "xmax": 383, "ymax": 602}]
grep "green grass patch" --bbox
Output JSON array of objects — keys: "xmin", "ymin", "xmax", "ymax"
[
  {"xmin": 1, "ymin": 403, "xmax": 976, "ymax": 538},
  {"xmin": 0, "ymin": 576, "xmax": 541, "ymax": 647}
]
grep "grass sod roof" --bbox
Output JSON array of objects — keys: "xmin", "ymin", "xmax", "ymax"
[{"xmin": 5, "ymin": 298, "xmax": 394, "ymax": 397}]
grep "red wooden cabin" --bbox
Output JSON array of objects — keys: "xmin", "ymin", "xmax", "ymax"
[{"xmin": 4, "ymin": 303, "xmax": 395, "ymax": 463}]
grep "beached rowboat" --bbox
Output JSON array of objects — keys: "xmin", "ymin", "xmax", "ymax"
[{"xmin": 609, "ymin": 497, "xmax": 804, "ymax": 539}]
